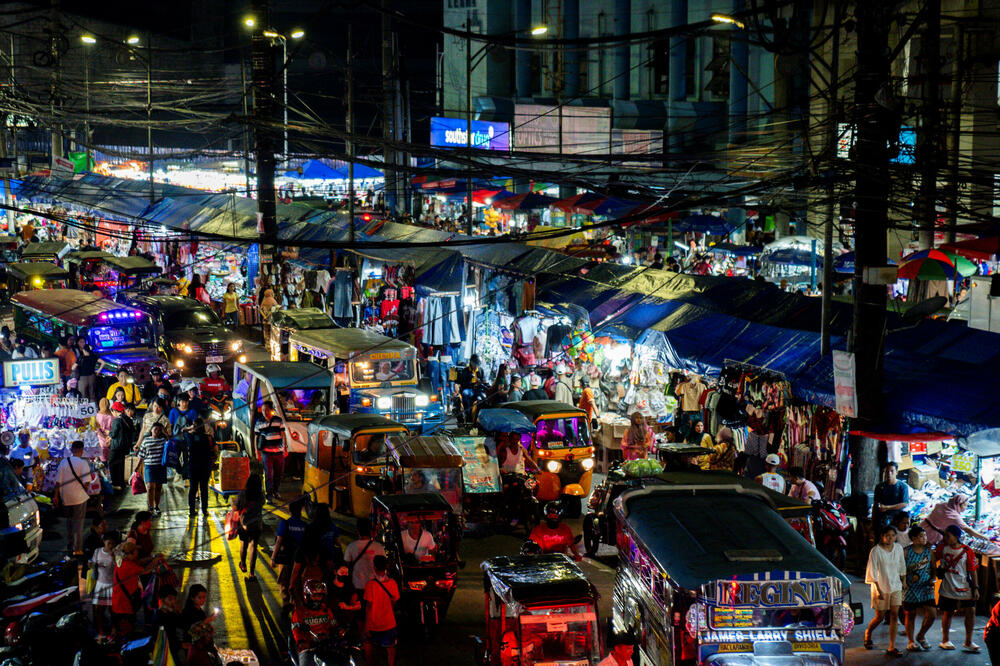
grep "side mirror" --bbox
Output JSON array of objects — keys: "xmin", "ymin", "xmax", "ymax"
[{"xmin": 333, "ymin": 485, "xmax": 346, "ymax": 492}]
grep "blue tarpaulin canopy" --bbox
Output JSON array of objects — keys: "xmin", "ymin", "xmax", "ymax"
[{"xmin": 674, "ymin": 214, "xmax": 739, "ymax": 235}]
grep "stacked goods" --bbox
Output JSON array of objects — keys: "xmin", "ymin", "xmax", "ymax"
[
  {"xmin": 622, "ymin": 458, "xmax": 664, "ymax": 478},
  {"xmin": 219, "ymin": 454, "xmax": 250, "ymax": 491}
]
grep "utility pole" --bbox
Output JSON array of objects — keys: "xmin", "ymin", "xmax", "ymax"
[
  {"xmin": 917, "ymin": 0, "xmax": 941, "ymax": 252},
  {"xmin": 241, "ymin": 57, "xmax": 251, "ymax": 198},
  {"xmin": 381, "ymin": 0, "xmax": 396, "ymax": 216},
  {"xmin": 465, "ymin": 13, "xmax": 473, "ymax": 235},
  {"xmin": 250, "ymin": 0, "xmax": 278, "ymax": 241},
  {"xmin": 944, "ymin": 25, "xmax": 964, "ymax": 244},
  {"xmin": 49, "ymin": 0, "xmax": 63, "ymax": 169},
  {"xmin": 347, "ymin": 25, "xmax": 355, "ymax": 246},
  {"xmin": 849, "ymin": 0, "xmax": 892, "ymax": 495},
  {"xmin": 146, "ymin": 33, "xmax": 153, "ymax": 202},
  {"xmin": 820, "ymin": 6, "xmax": 840, "ymax": 358}
]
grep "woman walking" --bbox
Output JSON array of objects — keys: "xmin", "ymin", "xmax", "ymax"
[
  {"xmin": 222, "ymin": 282, "xmax": 239, "ymax": 327},
  {"xmin": 621, "ymin": 412, "xmax": 653, "ymax": 460},
  {"xmin": 186, "ymin": 418, "xmax": 216, "ymax": 518},
  {"xmin": 109, "ymin": 403, "xmax": 137, "ymax": 490},
  {"xmin": 236, "ymin": 473, "xmax": 265, "ymax": 581}
]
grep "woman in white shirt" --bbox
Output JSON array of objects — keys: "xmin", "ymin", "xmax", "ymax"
[
  {"xmin": 864, "ymin": 525, "xmax": 907, "ymax": 656},
  {"xmin": 89, "ymin": 530, "xmax": 119, "ymax": 637}
]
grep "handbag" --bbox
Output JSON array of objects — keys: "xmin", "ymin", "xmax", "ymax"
[
  {"xmin": 68, "ymin": 457, "xmax": 100, "ymax": 497},
  {"xmin": 85, "ymin": 566, "xmax": 98, "ymax": 596},
  {"xmin": 161, "ymin": 438, "xmax": 182, "ymax": 471},
  {"xmin": 114, "ymin": 568, "xmax": 142, "ymax": 614},
  {"xmin": 225, "ymin": 507, "xmax": 243, "ymax": 540},
  {"xmin": 130, "ymin": 467, "xmax": 147, "ymax": 495}
]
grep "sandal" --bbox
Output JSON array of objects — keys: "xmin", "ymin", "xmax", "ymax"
[
  {"xmin": 918, "ymin": 639, "xmax": 930, "ymax": 650},
  {"xmin": 963, "ymin": 643, "xmax": 981, "ymax": 653},
  {"xmin": 906, "ymin": 643, "xmax": 921, "ymax": 652},
  {"xmin": 864, "ymin": 638, "xmax": 874, "ymax": 650},
  {"xmin": 886, "ymin": 648, "xmax": 903, "ymax": 657},
  {"xmin": 940, "ymin": 641, "xmax": 956, "ymax": 650},
  {"xmin": 239, "ymin": 561, "xmax": 247, "ymax": 573}
]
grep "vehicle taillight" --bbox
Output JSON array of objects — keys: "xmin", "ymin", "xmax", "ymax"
[
  {"xmin": 436, "ymin": 579, "xmax": 454, "ymax": 589},
  {"xmin": 408, "ymin": 580, "xmax": 427, "ymax": 591},
  {"xmin": 430, "ymin": 395, "xmax": 438, "ymax": 403}
]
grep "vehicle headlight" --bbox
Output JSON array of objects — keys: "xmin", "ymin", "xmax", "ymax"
[
  {"xmin": 182, "ymin": 344, "xmax": 193, "ymax": 354},
  {"xmin": 545, "ymin": 460, "xmax": 562, "ymax": 474},
  {"xmin": 415, "ymin": 394, "xmax": 429, "ymax": 407},
  {"xmin": 580, "ymin": 457, "xmax": 595, "ymax": 471},
  {"xmin": 376, "ymin": 396, "xmax": 391, "ymax": 410},
  {"xmin": 230, "ymin": 340, "xmax": 242, "ymax": 351}
]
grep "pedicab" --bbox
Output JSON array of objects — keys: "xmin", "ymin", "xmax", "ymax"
[
  {"xmin": 458, "ymin": 408, "xmax": 543, "ymax": 531},
  {"xmin": 502, "ymin": 400, "xmax": 595, "ymax": 517},
  {"xmin": 476, "ymin": 553, "xmax": 602, "ymax": 666},
  {"xmin": 383, "ymin": 434, "xmax": 465, "ymax": 515},
  {"xmin": 304, "ymin": 413, "xmax": 409, "ymax": 518},
  {"xmin": 370, "ymin": 492, "xmax": 463, "ymax": 635}
]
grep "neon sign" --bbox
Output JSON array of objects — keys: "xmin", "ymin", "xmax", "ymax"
[{"xmin": 716, "ymin": 578, "xmax": 834, "ymax": 608}]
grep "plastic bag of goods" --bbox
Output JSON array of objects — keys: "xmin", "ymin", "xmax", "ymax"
[{"xmin": 622, "ymin": 458, "xmax": 664, "ymax": 478}]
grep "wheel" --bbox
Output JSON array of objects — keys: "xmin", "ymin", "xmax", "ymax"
[{"xmin": 583, "ymin": 514, "xmax": 600, "ymax": 558}]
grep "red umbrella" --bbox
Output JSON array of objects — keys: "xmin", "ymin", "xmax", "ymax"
[
  {"xmin": 550, "ymin": 192, "xmax": 605, "ymax": 214},
  {"xmin": 621, "ymin": 205, "xmax": 680, "ymax": 226},
  {"xmin": 938, "ymin": 237, "xmax": 1000, "ymax": 262}
]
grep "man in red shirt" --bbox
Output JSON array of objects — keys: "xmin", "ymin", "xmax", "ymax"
[
  {"xmin": 291, "ymin": 579, "xmax": 336, "ymax": 666},
  {"xmin": 363, "ymin": 555, "xmax": 400, "ymax": 666},
  {"xmin": 529, "ymin": 502, "xmax": 581, "ymax": 560},
  {"xmin": 200, "ymin": 364, "xmax": 231, "ymax": 398}
]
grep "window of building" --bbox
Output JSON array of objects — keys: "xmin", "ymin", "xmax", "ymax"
[
  {"xmin": 685, "ymin": 36, "xmax": 697, "ymax": 98},
  {"xmin": 704, "ymin": 35, "xmax": 730, "ymax": 99},
  {"xmin": 652, "ymin": 38, "xmax": 669, "ymax": 95}
]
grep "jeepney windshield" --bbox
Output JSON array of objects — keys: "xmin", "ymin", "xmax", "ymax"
[
  {"xmin": 404, "ymin": 468, "xmax": 463, "ymax": 511},
  {"xmin": 518, "ymin": 604, "xmax": 599, "ymax": 665},
  {"xmin": 88, "ymin": 323, "xmax": 155, "ymax": 351},
  {"xmin": 351, "ymin": 351, "xmax": 416, "ymax": 385},
  {"xmin": 535, "ymin": 416, "xmax": 589, "ymax": 450},
  {"xmin": 709, "ymin": 605, "xmax": 833, "ymax": 630},
  {"xmin": 275, "ymin": 388, "xmax": 329, "ymax": 422}
]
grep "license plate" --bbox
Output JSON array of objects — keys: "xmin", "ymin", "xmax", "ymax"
[{"xmin": 206, "ymin": 355, "xmax": 224, "ymax": 363}]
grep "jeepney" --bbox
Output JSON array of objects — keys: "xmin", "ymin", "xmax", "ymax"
[
  {"xmin": 12, "ymin": 289, "xmax": 167, "ymax": 383},
  {"xmin": 268, "ymin": 307, "xmax": 334, "ymax": 361},
  {"xmin": 100, "ymin": 256, "xmax": 162, "ymax": 299},
  {"xmin": 289, "ymin": 327, "xmax": 444, "ymax": 432},
  {"xmin": 612, "ymin": 485, "xmax": 854, "ymax": 666},
  {"xmin": 231, "ymin": 361, "xmax": 335, "ymax": 458},
  {"xmin": 7, "ymin": 262, "xmax": 69, "ymax": 291}
]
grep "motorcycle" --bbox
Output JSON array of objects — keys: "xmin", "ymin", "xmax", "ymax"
[
  {"xmin": 500, "ymin": 472, "xmax": 539, "ymax": 535},
  {"xmin": 288, "ymin": 627, "xmax": 360, "ymax": 666},
  {"xmin": 207, "ymin": 394, "xmax": 233, "ymax": 442},
  {"xmin": 812, "ymin": 497, "xmax": 850, "ymax": 570}
]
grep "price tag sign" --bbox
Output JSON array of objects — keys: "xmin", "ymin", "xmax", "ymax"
[
  {"xmin": 952, "ymin": 451, "xmax": 977, "ymax": 474},
  {"xmin": 77, "ymin": 402, "xmax": 97, "ymax": 418}
]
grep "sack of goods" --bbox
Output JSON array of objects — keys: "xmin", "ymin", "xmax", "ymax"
[
  {"xmin": 219, "ymin": 454, "xmax": 250, "ymax": 491},
  {"xmin": 622, "ymin": 458, "xmax": 664, "ymax": 478}
]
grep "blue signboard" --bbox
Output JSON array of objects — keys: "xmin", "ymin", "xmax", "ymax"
[
  {"xmin": 430, "ymin": 117, "xmax": 510, "ymax": 151},
  {"xmin": 3, "ymin": 358, "xmax": 59, "ymax": 387}
]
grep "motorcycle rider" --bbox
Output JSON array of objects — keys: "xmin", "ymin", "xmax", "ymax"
[
  {"xmin": 201, "ymin": 364, "xmax": 231, "ymax": 400},
  {"xmin": 291, "ymin": 579, "xmax": 337, "ymax": 666},
  {"xmin": 529, "ymin": 502, "xmax": 581, "ymax": 560},
  {"xmin": 457, "ymin": 354, "xmax": 485, "ymax": 423}
]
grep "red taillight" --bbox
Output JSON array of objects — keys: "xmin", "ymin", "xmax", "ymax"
[{"xmin": 362, "ymin": 213, "xmax": 372, "ymax": 222}]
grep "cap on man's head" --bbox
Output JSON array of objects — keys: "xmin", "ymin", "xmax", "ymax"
[
  {"xmin": 765, "ymin": 453, "xmax": 780, "ymax": 466},
  {"xmin": 529, "ymin": 373, "xmax": 542, "ymax": 388}
]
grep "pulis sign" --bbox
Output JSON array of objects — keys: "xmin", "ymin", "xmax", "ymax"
[{"xmin": 3, "ymin": 358, "xmax": 60, "ymax": 387}]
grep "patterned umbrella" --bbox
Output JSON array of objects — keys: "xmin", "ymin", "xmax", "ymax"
[
  {"xmin": 939, "ymin": 236, "xmax": 1000, "ymax": 261},
  {"xmin": 896, "ymin": 249, "xmax": 957, "ymax": 280}
]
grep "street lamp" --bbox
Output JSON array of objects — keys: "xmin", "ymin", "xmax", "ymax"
[
  {"xmin": 710, "ymin": 14, "xmax": 746, "ymax": 29},
  {"xmin": 247, "ymin": 25, "xmax": 303, "ymax": 164},
  {"xmin": 79, "ymin": 36, "xmax": 95, "ymax": 171},
  {"xmin": 464, "ymin": 21, "xmax": 547, "ymax": 234},
  {"xmin": 125, "ymin": 35, "xmax": 140, "ymax": 45}
]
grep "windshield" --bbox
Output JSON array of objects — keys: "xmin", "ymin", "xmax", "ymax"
[
  {"xmin": 353, "ymin": 433, "xmax": 389, "ymax": 465},
  {"xmin": 403, "ymin": 468, "xmax": 463, "ymax": 511},
  {"xmin": 536, "ymin": 416, "xmax": 589, "ymax": 449},
  {"xmin": 276, "ymin": 388, "xmax": 329, "ymax": 422},
  {"xmin": 166, "ymin": 307, "xmax": 223, "ymax": 329},
  {"xmin": 351, "ymin": 350, "xmax": 416, "ymax": 385},
  {"xmin": 518, "ymin": 604, "xmax": 599, "ymax": 665},
  {"xmin": 710, "ymin": 606, "xmax": 833, "ymax": 630},
  {"xmin": 88, "ymin": 323, "xmax": 155, "ymax": 350},
  {"xmin": 396, "ymin": 509, "xmax": 454, "ymax": 563}
]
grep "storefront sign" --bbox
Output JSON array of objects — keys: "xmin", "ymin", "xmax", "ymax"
[
  {"xmin": 831, "ymin": 350, "xmax": 858, "ymax": 417},
  {"xmin": 2, "ymin": 358, "xmax": 59, "ymax": 387},
  {"xmin": 716, "ymin": 578, "xmax": 834, "ymax": 608},
  {"xmin": 952, "ymin": 451, "xmax": 977, "ymax": 474},
  {"xmin": 430, "ymin": 117, "xmax": 510, "ymax": 151}
]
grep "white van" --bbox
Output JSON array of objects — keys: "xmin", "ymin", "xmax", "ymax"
[{"xmin": 0, "ymin": 458, "xmax": 41, "ymax": 564}]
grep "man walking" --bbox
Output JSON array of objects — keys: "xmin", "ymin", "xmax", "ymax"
[
  {"xmin": 56, "ymin": 440, "xmax": 96, "ymax": 556},
  {"xmin": 873, "ymin": 462, "xmax": 909, "ymax": 537},
  {"xmin": 255, "ymin": 400, "xmax": 286, "ymax": 500},
  {"xmin": 363, "ymin": 555, "xmax": 399, "ymax": 666}
]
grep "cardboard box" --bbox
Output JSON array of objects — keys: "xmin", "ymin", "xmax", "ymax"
[
  {"xmin": 908, "ymin": 463, "xmax": 938, "ymax": 489},
  {"xmin": 926, "ymin": 441, "xmax": 944, "ymax": 455},
  {"xmin": 898, "ymin": 454, "xmax": 915, "ymax": 471}
]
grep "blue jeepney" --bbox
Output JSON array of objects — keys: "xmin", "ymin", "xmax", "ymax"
[{"xmin": 288, "ymin": 327, "xmax": 445, "ymax": 432}]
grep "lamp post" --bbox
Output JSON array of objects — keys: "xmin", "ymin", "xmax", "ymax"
[
  {"xmin": 125, "ymin": 35, "xmax": 153, "ymax": 203},
  {"xmin": 80, "ymin": 35, "xmax": 95, "ymax": 171},
  {"xmin": 464, "ymin": 21, "xmax": 546, "ymax": 235},
  {"xmin": 261, "ymin": 28, "xmax": 304, "ymax": 163}
]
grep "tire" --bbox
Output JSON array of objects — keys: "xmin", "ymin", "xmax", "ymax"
[{"xmin": 583, "ymin": 514, "xmax": 600, "ymax": 558}]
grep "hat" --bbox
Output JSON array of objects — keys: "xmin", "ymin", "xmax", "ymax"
[
  {"xmin": 555, "ymin": 363, "xmax": 567, "ymax": 375},
  {"xmin": 764, "ymin": 453, "xmax": 781, "ymax": 466},
  {"xmin": 945, "ymin": 524, "xmax": 963, "ymax": 539},
  {"xmin": 529, "ymin": 373, "xmax": 542, "ymax": 388},
  {"xmin": 111, "ymin": 402, "xmax": 125, "ymax": 414}
]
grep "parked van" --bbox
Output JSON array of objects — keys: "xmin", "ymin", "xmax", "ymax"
[{"xmin": 0, "ymin": 458, "xmax": 41, "ymax": 564}]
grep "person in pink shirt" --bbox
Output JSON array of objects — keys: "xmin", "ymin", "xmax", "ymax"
[
  {"xmin": 621, "ymin": 412, "xmax": 653, "ymax": 460},
  {"xmin": 921, "ymin": 494, "xmax": 989, "ymax": 545},
  {"xmin": 93, "ymin": 398, "xmax": 115, "ymax": 462}
]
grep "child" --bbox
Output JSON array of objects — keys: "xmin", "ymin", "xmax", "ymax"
[
  {"xmin": 902, "ymin": 525, "xmax": 937, "ymax": 651},
  {"xmin": 864, "ymin": 525, "xmax": 906, "ymax": 656}
]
